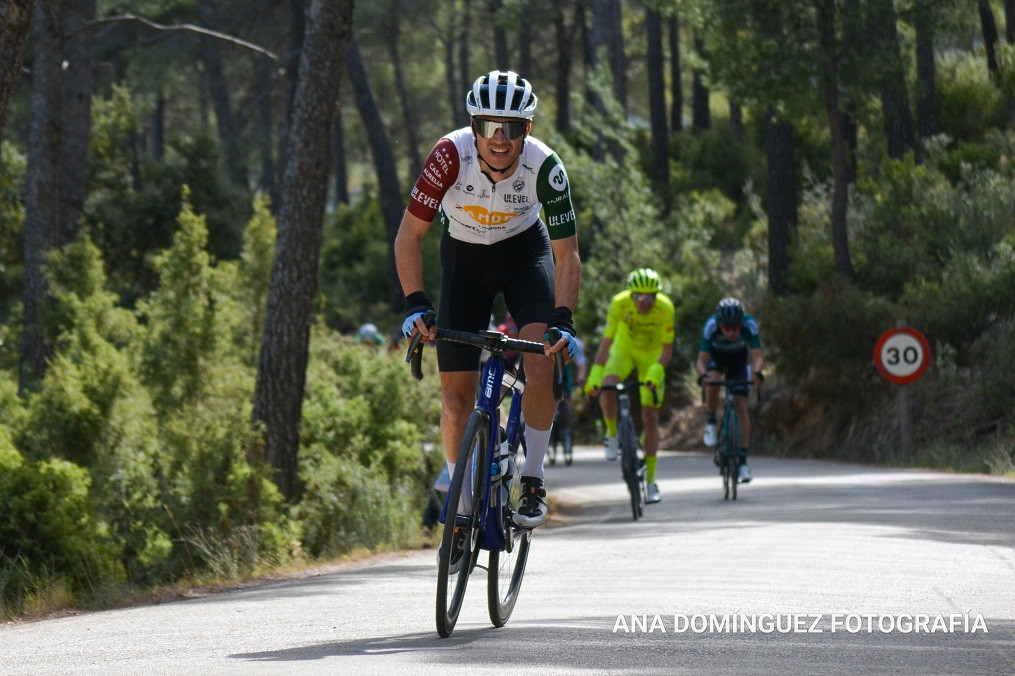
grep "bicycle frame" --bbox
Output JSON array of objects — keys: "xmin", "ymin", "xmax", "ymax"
[{"xmin": 436, "ymin": 353, "xmax": 524, "ymax": 552}]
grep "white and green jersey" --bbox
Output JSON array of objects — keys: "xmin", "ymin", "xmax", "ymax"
[{"xmin": 407, "ymin": 127, "xmax": 577, "ymax": 245}]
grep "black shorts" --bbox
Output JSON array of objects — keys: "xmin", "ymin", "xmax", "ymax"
[
  {"xmin": 437, "ymin": 222, "xmax": 555, "ymax": 372},
  {"xmin": 706, "ymin": 353, "xmax": 750, "ymax": 396}
]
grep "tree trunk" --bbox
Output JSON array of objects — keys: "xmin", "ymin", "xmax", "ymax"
[
  {"xmin": 914, "ymin": 2, "xmax": 938, "ymax": 138},
  {"xmin": 151, "ymin": 89, "xmax": 165, "ymax": 161},
  {"xmin": 0, "ymin": 0, "xmax": 32, "ymax": 142},
  {"xmin": 490, "ymin": 0, "xmax": 509, "ymax": 68},
  {"xmin": 764, "ymin": 113, "xmax": 797, "ymax": 297},
  {"xmin": 869, "ymin": 0, "xmax": 919, "ymax": 161},
  {"xmin": 729, "ymin": 100, "xmax": 743, "ymax": 140},
  {"xmin": 691, "ymin": 32, "xmax": 709, "ymax": 131},
  {"xmin": 347, "ymin": 35, "xmax": 404, "ymax": 313},
  {"xmin": 553, "ymin": 7, "xmax": 573, "ymax": 133},
  {"xmin": 21, "ymin": 0, "xmax": 96, "ymax": 391},
  {"xmin": 517, "ymin": 0, "xmax": 532, "ymax": 76},
  {"xmin": 645, "ymin": 7, "xmax": 669, "ymax": 192},
  {"xmin": 331, "ymin": 105, "xmax": 348, "ymax": 207},
  {"xmin": 457, "ymin": 0, "xmax": 471, "ymax": 127},
  {"xmin": 254, "ymin": 53, "xmax": 278, "ymax": 205},
  {"xmin": 278, "ymin": 0, "xmax": 307, "ymax": 190},
  {"xmin": 668, "ymin": 15, "xmax": 683, "ymax": 132},
  {"xmin": 387, "ymin": 18, "xmax": 423, "ymax": 180},
  {"xmin": 1005, "ymin": 0, "xmax": 1015, "ymax": 44},
  {"xmin": 815, "ymin": 0, "xmax": 853, "ymax": 281},
  {"xmin": 588, "ymin": 0, "xmax": 626, "ymax": 112},
  {"xmin": 443, "ymin": 34, "xmax": 458, "ymax": 128},
  {"xmin": 196, "ymin": 0, "xmax": 245, "ymax": 185},
  {"xmin": 978, "ymin": 0, "xmax": 1000, "ymax": 75},
  {"xmin": 253, "ymin": 0, "xmax": 355, "ymax": 501}
]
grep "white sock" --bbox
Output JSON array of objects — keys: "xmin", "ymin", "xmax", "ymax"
[{"xmin": 521, "ymin": 425, "xmax": 552, "ymax": 479}]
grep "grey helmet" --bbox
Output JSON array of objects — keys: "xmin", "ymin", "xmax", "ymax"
[{"xmin": 716, "ymin": 297, "xmax": 744, "ymax": 326}]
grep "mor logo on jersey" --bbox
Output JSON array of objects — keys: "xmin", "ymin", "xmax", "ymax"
[
  {"xmin": 549, "ymin": 164, "xmax": 568, "ymax": 192},
  {"xmin": 513, "ymin": 177, "xmax": 525, "ymax": 192},
  {"xmin": 462, "ymin": 205, "xmax": 517, "ymax": 226}
]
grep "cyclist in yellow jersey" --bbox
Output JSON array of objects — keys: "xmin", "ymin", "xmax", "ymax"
[{"xmin": 584, "ymin": 268, "xmax": 674, "ymax": 503}]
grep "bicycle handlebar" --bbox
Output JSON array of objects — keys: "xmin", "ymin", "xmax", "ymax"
[
  {"xmin": 590, "ymin": 381, "xmax": 659, "ymax": 407},
  {"xmin": 700, "ymin": 378, "xmax": 759, "ymax": 404},
  {"xmin": 405, "ymin": 310, "xmax": 565, "ymax": 401}
]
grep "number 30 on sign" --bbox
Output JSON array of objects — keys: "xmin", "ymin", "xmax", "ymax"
[{"xmin": 874, "ymin": 327, "xmax": 931, "ymax": 385}]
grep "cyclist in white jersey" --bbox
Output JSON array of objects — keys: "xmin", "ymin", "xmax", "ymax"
[{"xmin": 396, "ymin": 70, "xmax": 581, "ymax": 531}]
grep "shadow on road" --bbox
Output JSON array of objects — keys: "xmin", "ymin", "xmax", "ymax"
[{"xmin": 230, "ymin": 615, "xmax": 1015, "ymax": 674}]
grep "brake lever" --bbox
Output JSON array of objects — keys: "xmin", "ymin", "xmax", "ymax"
[
  {"xmin": 405, "ymin": 310, "xmax": 437, "ymax": 381},
  {"xmin": 546, "ymin": 327, "xmax": 565, "ymax": 403}
]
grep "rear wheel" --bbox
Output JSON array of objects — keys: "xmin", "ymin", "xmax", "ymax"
[
  {"xmin": 719, "ymin": 418, "xmax": 731, "ymax": 500},
  {"xmin": 619, "ymin": 417, "xmax": 641, "ymax": 520},
  {"xmin": 728, "ymin": 408, "xmax": 740, "ymax": 501},
  {"xmin": 488, "ymin": 446, "xmax": 531, "ymax": 627},
  {"xmin": 436, "ymin": 410, "xmax": 489, "ymax": 638}
]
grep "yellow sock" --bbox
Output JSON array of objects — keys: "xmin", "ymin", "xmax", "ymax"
[
  {"xmin": 646, "ymin": 456, "xmax": 658, "ymax": 483},
  {"xmin": 605, "ymin": 417, "xmax": 617, "ymax": 437}
]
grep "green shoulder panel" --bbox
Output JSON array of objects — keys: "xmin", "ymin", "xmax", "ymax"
[{"xmin": 536, "ymin": 153, "xmax": 576, "ymax": 239}]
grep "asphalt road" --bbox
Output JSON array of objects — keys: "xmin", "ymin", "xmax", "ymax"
[{"xmin": 3, "ymin": 447, "xmax": 1014, "ymax": 674}]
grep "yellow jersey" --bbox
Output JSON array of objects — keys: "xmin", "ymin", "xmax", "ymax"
[{"xmin": 603, "ymin": 290, "xmax": 675, "ymax": 352}]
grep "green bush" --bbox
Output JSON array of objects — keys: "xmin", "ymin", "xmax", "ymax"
[
  {"xmin": 935, "ymin": 49, "xmax": 1003, "ymax": 143},
  {"xmin": 0, "ymin": 433, "xmax": 124, "ymax": 609}
]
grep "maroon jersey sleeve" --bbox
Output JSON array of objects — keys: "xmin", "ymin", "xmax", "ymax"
[{"xmin": 407, "ymin": 138, "xmax": 460, "ymax": 221}]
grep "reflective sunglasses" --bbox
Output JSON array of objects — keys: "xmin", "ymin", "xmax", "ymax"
[
  {"xmin": 472, "ymin": 118, "xmax": 528, "ymax": 140},
  {"xmin": 632, "ymin": 292, "xmax": 657, "ymax": 302},
  {"xmin": 720, "ymin": 323, "xmax": 742, "ymax": 332}
]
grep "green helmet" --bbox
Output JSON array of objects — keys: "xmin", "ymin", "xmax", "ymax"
[{"xmin": 628, "ymin": 268, "xmax": 662, "ymax": 294}]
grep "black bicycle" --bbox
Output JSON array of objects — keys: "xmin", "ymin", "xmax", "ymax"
[
  {"xmin": 407, "ymin": 312, "xmax": 564, "ymax": 637},
  {"xmin": 704, "ymin": 380, "xmax": 751, "ymax": 501},
  {"xmin": 593, "ymin": 383, "xmax": 655, "ymax": 520}
]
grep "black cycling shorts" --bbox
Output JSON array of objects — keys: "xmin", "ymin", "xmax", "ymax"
[
  {"xmin": 706, "ymin": 353, "xmax": 750, "ymax": 396},
  {"xmin": 437, "ymin": 222, "xmax": 555, "ymax": 372}
]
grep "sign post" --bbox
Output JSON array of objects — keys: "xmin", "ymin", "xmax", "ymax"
[{"xmin": 874, "ymin": 323, "xmax": 931, "ymax": 459}]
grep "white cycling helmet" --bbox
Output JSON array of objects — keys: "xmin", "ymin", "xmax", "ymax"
[{"xmin": 466, "ymin": 70, "xmax": 538, "ymax": 120}]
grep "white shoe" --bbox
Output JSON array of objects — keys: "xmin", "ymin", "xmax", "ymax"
[
  {"xmin": 604, "ymin": 436, "xmax": 619, "ymax": 461},
  {"xmin": 704, "ymin": 423, "xmax": 717, "ymax": 447},
  {"xmin": 646, "ymin": 482, "xmax": 662, "ymax": 504},
  {"xmin": 738, "ymin": 463, "xmax": 752, "ymax": 483}
]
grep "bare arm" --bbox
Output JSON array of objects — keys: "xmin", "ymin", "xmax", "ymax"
[
  {"xmin": 394, "ymin": 210, "xmax": 437, "ymax": 340},
  {"xmin": 696, "ymin": 351, "xmax": 712, "ymax": 377},
  {"xmin": 658, "ymin": 342, "xmax": 674, "ymax": 367},
  {"xmin": 751, "ymin": 347, "xmax": 764, "ymax": 379},
  {"xmin": 550, "ymin": 234, "xmax": 581, "ymax": 312},
  {"xmin": 593, "ymin": 336, "xmax": 614, "ymax": 367},
  {"xmin": 394, "ymin": 210, "xmax": 432, "ymax": 297}
]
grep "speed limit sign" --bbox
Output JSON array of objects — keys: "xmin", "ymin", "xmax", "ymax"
[{"xmin": 874, "ymin": 327, "xmax": 931, "ymax": 385}]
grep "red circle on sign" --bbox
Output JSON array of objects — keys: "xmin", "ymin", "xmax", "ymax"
[{"xmin": 873, "ymin": 327, "xmax": 931, "ymax": 385}]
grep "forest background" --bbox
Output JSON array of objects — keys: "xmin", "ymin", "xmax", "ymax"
[{"xmin": 0, "ymin": 0, "xmax": 1013, "ymax": 619}]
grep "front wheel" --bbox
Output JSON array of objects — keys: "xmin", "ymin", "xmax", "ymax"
[
  {"xmin": 728, "ymin": 408, "xmax": 740, "ymax": 501},
  {"xmin": 619, "ymin": 417, "xmax": 641, "ymax": 521},
  {"xmin": 436, "ymin": 410, "xmax": 489, "ymax": 638}
]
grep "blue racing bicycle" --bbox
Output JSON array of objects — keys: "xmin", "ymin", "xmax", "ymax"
[{"xmin": 407, "ymin": 311, "xmax": 564, "ymax": 637}]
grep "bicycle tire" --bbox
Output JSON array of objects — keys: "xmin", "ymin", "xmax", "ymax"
[
  {"xmin": 563, "ymin": 431, "xmax": 573, "ymax": 466},
  {"xmin": 436, "ymin": 410, "xmax": 489, "ymax": 638},
  {"xmin": 619, "ymin": 417, "xmax": 641, "ymax": 521},
  {"xmin": 487, "ymin": 445, "xmax": 531, "ymax": 627},
  {"xmin": 719, "ymin": 416, "xmax": 731, "ymax": 501},
  {"xmin": 728, "ymin": 408, "xmax": 740, "ymax": 501}
]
